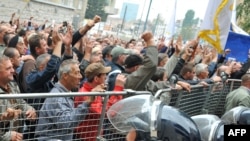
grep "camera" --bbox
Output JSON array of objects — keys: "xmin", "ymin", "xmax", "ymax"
[
  {"xmin": 59, "ymin": 21, "xmax": 68, "ymax": 34},
  {"xmin": 63, "ymin": 21, "xmax": 67, "ymax": 27}
]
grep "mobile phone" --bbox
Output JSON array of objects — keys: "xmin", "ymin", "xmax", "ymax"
[
  {"xmin": 59, "ymin": 26, "xmax": 67, "ymax": 34},
  {"xmin": 28, "ymin": 21, "xmax": 31, "ymax": 27},
  {"xmin": 51, "ymin": 20, "xmax": 55, "ymax": 28},
  {"xmin": 63, "ymin": 21, "xmax": 67, "ymax": 27}
]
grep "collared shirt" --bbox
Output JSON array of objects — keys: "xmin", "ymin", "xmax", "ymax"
[{"xmin": 35, "ymin": 82, "xmax": 89, "ymax": 141}]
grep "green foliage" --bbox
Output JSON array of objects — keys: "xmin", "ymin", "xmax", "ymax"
[
  {"xmin": 236, "ymin": 0, "xmax": 250, "ymax": 33},
  {"xmin": 180, "ymin": 10, "xmax": 199, "ymax": 41},
  {"xmin": 85, "ymin": 0, "xmax": 108, "ymax": 21}
]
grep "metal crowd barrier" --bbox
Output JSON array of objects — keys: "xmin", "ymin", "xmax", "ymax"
[
  {"xmin": 0, "ymin": 90, "xmax": 151, "ymax": 141},
  {"xmin": 0, "ymin": 79, "xmax": 241, "ymax": 141},
  {"xmin": 154, "ymin": 79, "xmax": 242, "ymax": 117}
]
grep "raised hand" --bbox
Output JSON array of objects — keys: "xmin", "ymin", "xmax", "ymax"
[
  {"xmin": 11, "ymin": 12, "xmax": 16, "ymax": 18},
  {"xmin": 93, "ymin": 15, "xmax": 101, "ymax": 23},
  {"xmin": 141, "ymin": 31, "xmax": 154, "ymax": 47},
  {"xmin": 141, "ymin": 31, "xmax": 153, "ymax": 41},
  {"xmin": 115, "ymin": 74, "xmax": 127, "ymax": 87},
  {"xmin": 52, "ymin": 25, "xmax": 63, "ymax": 45},
  {"xmin": 84, "ymin": 37, "xmax": 95, "ymax": 55},
  {"xmin": 174, "ymin": 35, "xmax": 183, "ymax": 55},
  {"xmin": 62, "ymin": 25, "xmax": 73, "ymax": 47}
]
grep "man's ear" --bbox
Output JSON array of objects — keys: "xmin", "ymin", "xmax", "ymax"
[
  {"xmin": 9, "ymin": 58, "xmax": 14, "ymax": 64},
  {"xmin": 61, "ymin": 72, "xmax": 68, "ymax": 80},
  {"xmin": 93, "ymin": 76, "xmax": 98, "ymax": 82},
  {"xmin": 134, "ymin": 65, "xmax": 140, "ymax": 71},
  {"xmin": 38, "ymin": 64, "xmax": 45, "ymax": 71},
  {"xmin": 35, "ymin": 46, "xmax": 40, "ymax": 55}
]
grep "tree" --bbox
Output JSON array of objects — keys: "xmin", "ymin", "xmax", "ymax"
[
  {"xmin": 237, "ymin": 0, "xmax": 250, "ymax": 33},
  {"xmin": 180, "ymin": 10, "xmax": 199, "ymax": 41},
  {"xmin": 85, "ymin": 0, "xmax": 108, "ymax": 21}
]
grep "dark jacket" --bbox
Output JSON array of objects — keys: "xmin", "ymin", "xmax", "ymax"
[
  {"xmin": 230, "ymin": 58, "xmax": 250, "ymax": 79},
  {"xmin": 178, "ymin": 75, "xmax": 214, "ymax": 85},
  {"xmin": 25, "ymin": 55, "xmax": 61, "ymax": 110},
  {"xmin": 107, "ymin": 62, "xmax": 126, "ymax": 91},
  {"xmin": 172, "ymin": 58, "xmax": 186, "ymax": 76}
]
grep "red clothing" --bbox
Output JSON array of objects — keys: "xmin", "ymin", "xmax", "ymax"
[{"xmin": 74, "ymin": 82, "xmax": 123, "ymax": 141}]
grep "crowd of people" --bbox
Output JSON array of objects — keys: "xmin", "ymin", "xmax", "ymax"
[{"xmin": 0, "ymin": 12, "xmax": 250, "ymax": 141}]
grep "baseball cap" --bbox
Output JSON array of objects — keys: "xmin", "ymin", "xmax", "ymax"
[
  {"xmin": 85, "ymin": 62, "xmax": 111, "ymax": 78},
  {"xmin": 111, "ymin": 46, "xmax": 130, "ymax": 58}
]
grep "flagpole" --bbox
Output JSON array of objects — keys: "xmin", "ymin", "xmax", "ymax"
[
  {"xmin": 137, "ymin": 0, "xmax": 146, "ymax": 36},
  {"xmin": 166, "ymin": 0, "xmax": 177, "ymax": 39},
  {"xmin": 171, "ymin": 0, "xmax": 177, "ymax": 38},
  {"xmin": 143, "ymin": 0, "xmax": 153, "ymax": 32},
  {"xmin": 231, "ymin": 0, "xmax": 236, "ymax": 24}
]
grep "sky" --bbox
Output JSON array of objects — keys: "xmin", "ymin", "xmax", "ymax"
[{"xmin": 114, "ymin": 0, "xmax": 210, "ymax": 23}]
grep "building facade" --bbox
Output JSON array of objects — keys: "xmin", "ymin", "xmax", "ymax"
[{"xmin": 0, "ymin": 0, "xmax": 87, "ymax": 29}]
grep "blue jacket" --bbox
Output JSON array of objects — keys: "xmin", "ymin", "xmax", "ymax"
[
  {"xmin": 35, "ymin": 82, "xmax": 89, "ymax": 141},
  {"xmin": 107, "ymin": 62, "xmax": 125, "ymax": 91},
  {"xmin": 25, "ymin": 55, "xmax": 61, "ymax": 110}
]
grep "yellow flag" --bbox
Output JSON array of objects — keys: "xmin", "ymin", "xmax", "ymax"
[{"xmin": 198, "ymin": 0, "xmax": 234, "ymax": 53}]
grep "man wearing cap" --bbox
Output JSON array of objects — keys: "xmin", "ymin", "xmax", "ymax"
[
  {"xmin": 107, "ymin": 46, "xmax": 129, "ymax": 91},
  {"xmin": 75, "ymin": 62, "xmax": 126, "ymax": 140}
]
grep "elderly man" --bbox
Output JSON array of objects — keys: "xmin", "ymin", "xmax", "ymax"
[
  {"xmin": 194, "ymin": 63, "xmax": 221, "ymax": 84},
  {"xmin": 0, "ymin": 55, "xmax": 36, "ymax": 141},
  {"xmin": 225, "ymin": 73, "xmax": 250, "ymax": 112},
  {"xmin": 3, "ymin": 48, "xmax": 22, "ymax": 71},
  {"xmin": 35, "ymin": 59, "xmax": 91, "ymax": 141}
]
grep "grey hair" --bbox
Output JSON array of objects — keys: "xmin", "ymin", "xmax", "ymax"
[
  {"xmin": 0, "ymin": 55, "xmax": 10, "ymax": 69},
  {"xmin": 195, "ymin": 63, "xmax": 208, "ymax": 76},
  {"xmin": 3, "ymin": 47, "xmax": 18, "ymax": 58},
  {"xmin": 241, "ymin": 73, "xmax": 250, "ymax": 84},
  {"xmin": 36, "ymin": 53, "xmax": 51, "ymax": 68},
  {"xmin": 57, "ymin": 59, "xmax": 79, "ymax": 79}
]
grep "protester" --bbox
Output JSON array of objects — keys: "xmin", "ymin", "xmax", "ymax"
[
  {"xmin": 225, "ymin": 73, "xmax": 250, "ymax": 112},
  {"xmin": 75, "ymin": 62, "xmax": 126, "ymax": 141},
  {"xmin": 35, "ymin": 59, "xmax": 91, "ymax": 141},
  {"xmin": 0, "ymin": 55, "xmax": 36, "ymax": 141}
]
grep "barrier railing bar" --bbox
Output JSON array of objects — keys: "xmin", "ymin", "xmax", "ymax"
[
  {"xmin": 0, "ymin": 90, "xmax": 152, "ymax": 99},
  {"xmin": 97, "ymin": 94, "xmax": 109, "ymax": 141},
  {"xmin": 154, "ymin": 88, "xmax": 171, "ymax": 99}
]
